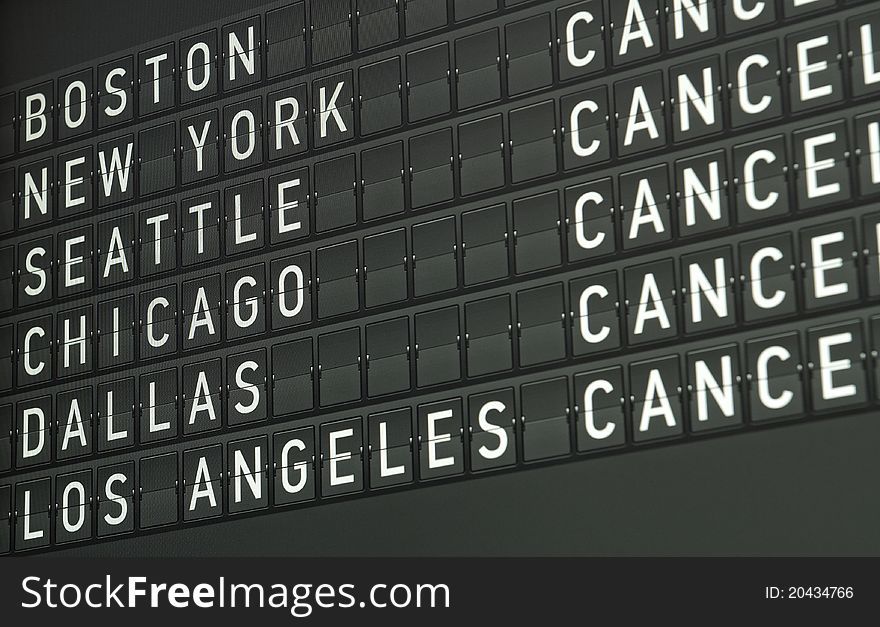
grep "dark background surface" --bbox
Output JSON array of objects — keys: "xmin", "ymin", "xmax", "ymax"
[{"xmin": 1, "ymin": 0, "xmax": 878, "ymax": 557}]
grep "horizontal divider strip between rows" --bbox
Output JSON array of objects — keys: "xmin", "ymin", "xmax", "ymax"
[
  {"xmin": 2, "ymin": 302, "xmax": 877, "ymax": 497},
  {"xmin": 3, "ymin": 88, "xmax": 879, "ymax": 329}
]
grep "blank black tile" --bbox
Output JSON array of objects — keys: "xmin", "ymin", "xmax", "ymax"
[
  {"xmin": 312, "ymin": 0, "xmax": 353, "ymax": 64},
  {"xmin": 272, "ymin": 338, "xmax": 314, "ymax": 416},
  {"xmin": 266, "ymin": 2, "xmax": 306, "ymax": 78},
  {"xmin": 505, "ymin": 13, "xmax": 552, "ymax": 96},
  {"xmin": 404, "ymin": 0, "xmax": 448, "ymax": 35},
  {"xmin": 415, "ymin": 306, "xmax": 460, "ymax": 387},
  {"xmin": 512, "ymin": 191, "xmax": 561, "ymax": 273},
  {"xmin": 521, "ymin": 377, "xmax": 571, "ymax": 461},
  {"xmin": 367, "ymin": 317, "xmax": 410, "ymax": 397},
  {"xmin": 364, "ymin": 228, "xmax": 407, "ymax": 307},
  {"xmin": 412, "ymin": 216, "xmax": 457, "ymax": 296},
  {"xmin": 465, "ymin": 295, "xmax": 512, "ymax": 376},
  {"xmin": 317, "ymin": 240, "xmax": 359, "ymax": 317},
  {"xmin": 517, "ymin": 283, "xmax": 566, "ymax": 366},
  {"xmin": 319, "ymin": 327, "xmax": 361, "ymax": 406},
  {"xmin": 406, "ymin": 43, "xmax": 450, "ymax": 122},
  {"xmin": 455, "ymin": 29, "xmax": 501, "ymax": 109},
  {"xmin": 509, "ymin": 100, "xmax": 557, "ymax": 183},
  {"xmin": 358, "ymin": 0, "xmax": 399, "ymax": 50},
  {"xmin": 458, "ymin": 114, "xmax": 505, "ymax": 196},
  {"xmin": 455, "ymin": 0, "xmax": 497, "ymax": 21},
  {"xmin": 409, "ymin": 128, "xmax": 453, "ymax": 209},
  {"xmin": 315, "ymin": 154, "xmax": 357, "ymax": 232},
  {"xmin": 462, "ymin": 204, "xmax": 508, "ymax": 285},
  {"xmin": 362, "ymin": 142, "xmax": 405, "ymax": 221},
  {"xmin": 359, "ymin": 57, "xmax": 402, "ymax": 135}
]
